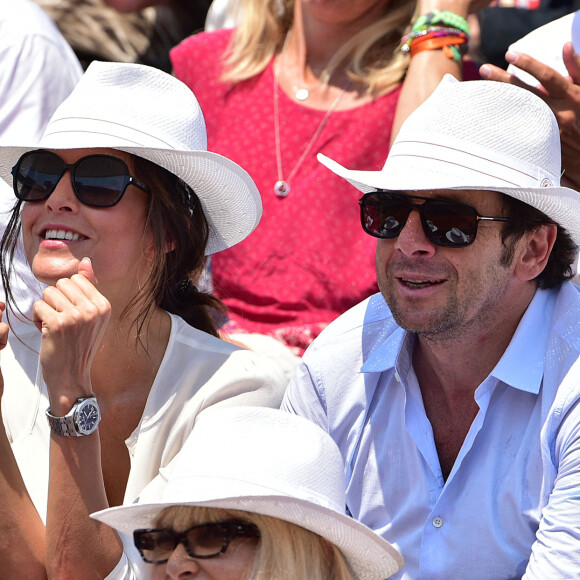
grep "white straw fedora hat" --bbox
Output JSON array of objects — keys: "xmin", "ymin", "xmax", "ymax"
[
  {"xmin": 0, "ymin": 60, "xmax": 261, "ymax": 255},
  {"xmin": 92, "ymin": 406, "xmax": 404, "ymax": 580},
  {"xmin": 318, "ymin": 74, "xmax": 580, "ymax": 246}
]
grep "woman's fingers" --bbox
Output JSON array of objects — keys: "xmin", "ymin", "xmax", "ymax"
[
  {"xmin": 35, "ymin": 281, "xmax": 111, "ymax": 347},
  {"xmin": 77, "ymin": 256, "xmax": 97, "ymax": 285},
  {"xmin": 34, "ymin": 262, "xmax": 112, "ymax": 405},
  {"xmin": 54, "ymin": 276, "xmax": 109, "ymax": 312},
  {"xmin": 34, "ymin": 262, "xmax": 111, "ymax": 339},
  {"xmin": 37, "ymin": 259, "xmax": 109, "ymax": 317}
]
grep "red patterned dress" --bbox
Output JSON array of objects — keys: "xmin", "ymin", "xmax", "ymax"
[{"xmin": 171, "ymin": 29, "xmax": 400, "ymax": 354}]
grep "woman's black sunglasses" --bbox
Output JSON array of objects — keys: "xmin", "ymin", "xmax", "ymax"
[
  {"xmin": 12, "ymin": 149, "xmax": 151, "ymax": 208},
  {"xmin": 359, "ymin": 191, "xmax": 510, "ymax": 248},
  {"xmin": 133, "ymin": 519, "xmax": 260, "ymax": 564}
]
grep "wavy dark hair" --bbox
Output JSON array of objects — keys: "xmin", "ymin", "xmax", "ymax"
[
  {"xmin": 0, "ymin": 153, "xmax": 224, "ymax": 340},
  {"xmin": 499, "ymin": 194, "xmax": 577, "ymax": 289}
]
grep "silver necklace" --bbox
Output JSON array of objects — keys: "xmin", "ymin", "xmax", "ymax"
[
  {"xmin": 295, "ymin": 87, "xmax": 312, "ymax": 101},
  {"xmin": 273, "ymin": 39, "xmax": 347, "ymax": 198},
  {"xmin": 293, "ymin": 76, "xmax": 323, "ymax": 101}
]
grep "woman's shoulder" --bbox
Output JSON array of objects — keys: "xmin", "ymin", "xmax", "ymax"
[
  {"xmin": 170, "ymin": 28, "xmax": 233, "ymax": 99},
  {"xmin": 168, "ymin": 312, "xmax": 240, "ymax": 353},
  {"xmin": 170, "ymin": 28, "xmax": 232, "ymax": 74},
  {"xmin": 167, "ymin": 314, "xmax": 287, "ymax": 379},
  {"xmin": 147, "ymin": 315, "xmax": 287, "ymax": 419}
]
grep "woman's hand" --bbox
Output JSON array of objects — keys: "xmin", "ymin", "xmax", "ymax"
[
  {"xmin": 480, "ymin": 43, "xmax": 580, "ymax": 190},
  {"xmin": 33, "ymin": 257, "xmax": 111, "ymax": 414}
]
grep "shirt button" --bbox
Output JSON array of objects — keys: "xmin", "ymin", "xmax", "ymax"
[
  {"xmin": 394, "ymin": 371, "xmax": 401, "ymax": 382},
  {"xmin": 432, "ymin": 517, "xmax": 443, "ymax": 528}
]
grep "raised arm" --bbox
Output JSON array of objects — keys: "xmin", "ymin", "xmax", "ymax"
[
  {"xmin": 34, "ymin": 259, "xmax": 123, "ymax": 580},
  {"xmin": 480, "ymin": 42, "xmax": 580, "ymax": 190},
  {"xmin": 391, "ymin": 0, "xmax": 491, "ymax": 143}
]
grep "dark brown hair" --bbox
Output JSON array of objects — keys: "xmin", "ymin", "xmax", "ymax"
[
  {"xmin": 0, "ymin": 153, "xmax": 224, "ymax": 339},
  {"xmin": 500, "ymin": 194, "xmax": 577, "ymax": 289}
]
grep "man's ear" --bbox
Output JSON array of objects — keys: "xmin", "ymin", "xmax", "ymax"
[{"xmin": 514, "ymin": 224, "xmax": 557, "ymax": 281}]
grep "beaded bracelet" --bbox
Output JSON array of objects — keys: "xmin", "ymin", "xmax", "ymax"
[
  {"xmin": 402, "ymin": 26, "xmax": 463, "ymax": 44},
  {"xmin": 401, "ymin": 10, "xmax": 470, "ymax": 59},
  {"xmin": 412, "ymin": 10, "xmax": 469, "ymax": 36},
  {"xmin": 401, "ymin": 27, "xmax": 467, "ymax": 55}
]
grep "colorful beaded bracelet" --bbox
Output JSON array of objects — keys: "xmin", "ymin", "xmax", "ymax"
[
  {"xmin": 401, "ymin": 27, "xmax": 467, "ymax": 55},
  {"xmin": 412, "ymin": 10, "xmax": 470, "ymax": 36}
]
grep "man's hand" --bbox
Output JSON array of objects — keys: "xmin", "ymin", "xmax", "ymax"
[{"xmin": 480, "ymin": 43, "xmax": 580, "ymax": 190}]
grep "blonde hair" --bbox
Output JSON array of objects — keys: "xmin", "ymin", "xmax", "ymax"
[
  {"xmin": 221, "ymin": 0, "xmax": 419, "ymax": 96},
  {"xmin": 156, "ymin": 505, "xmax": 357, "ymax": 580}
]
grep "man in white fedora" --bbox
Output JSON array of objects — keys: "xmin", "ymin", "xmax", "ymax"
[{"xmin": 283, "ymin": 74, "xmax": 580, "ymax": 579}]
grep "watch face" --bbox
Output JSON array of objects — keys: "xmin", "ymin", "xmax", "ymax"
[{"xmin": 75, "ymin": 399, "xmax": 101, "ymax": 435}]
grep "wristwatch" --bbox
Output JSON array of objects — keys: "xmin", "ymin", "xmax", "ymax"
[{"xmin": 46, "ymin": 396, "xmax": 101, "ymax": 437}]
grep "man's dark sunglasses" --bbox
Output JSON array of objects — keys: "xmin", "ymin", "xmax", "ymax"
[
  {"xmin": 12, "ymin": 149, "xmax": 151, "ymax": 208},
  {"xmin": 133, "ymin": 519, "xmax": 260, "ymax": 564},
  {"xmin": 359, "ymin": 191, "xmax": 510, "ymax": 248}
]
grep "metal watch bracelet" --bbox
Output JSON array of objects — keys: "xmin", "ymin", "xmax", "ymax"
[{"xmin": 46, "ymin": 395, "xmax": 101, "ymax": 437}]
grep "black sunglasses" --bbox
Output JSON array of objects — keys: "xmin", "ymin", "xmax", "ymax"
[
  {"xmin": 359, "ymin": 191, "xmax": 510, "ymax": 248},
  {"xmin": 12, "ymin": 149, "xmax": 151, "ymax": 208},
  {"xmin": 133, "ymin": 520, "xmax": 260, "ymax": 564}
]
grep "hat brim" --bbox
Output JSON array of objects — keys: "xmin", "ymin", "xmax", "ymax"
[
  {"xmin": 318, "ymin": 153, "xmax": 580, "ymax": 248},
  {"xmin": 92, "ymin": 495, "xmax": 403, "ymax": 580},
  {"xmin": 0, "ymin": 144, "xmax": 261, "ymax": 256}
]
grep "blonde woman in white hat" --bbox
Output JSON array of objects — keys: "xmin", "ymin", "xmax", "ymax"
[
  {"xmin": 0, "ymin": 61, "xmax": 286, "ymax": 579},
  {"xmin": 93, "ymin": 406, "xmax": 404, "ymax": 580}
]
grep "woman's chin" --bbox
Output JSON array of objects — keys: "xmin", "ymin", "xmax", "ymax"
[{"xmin": 32, "ymin": 259, "xmax": 80, "ymax": 286}]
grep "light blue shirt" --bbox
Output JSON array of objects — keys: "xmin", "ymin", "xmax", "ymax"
[{"xmin": 283, "ymin": 284, "xmax": 580, "ymax": 580}]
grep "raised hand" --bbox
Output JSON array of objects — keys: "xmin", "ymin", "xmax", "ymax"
[
  {"xmin": 480, "ymin": 43, "xmax": 580, "ymax": 189},
  {"xmin": 33, "ymin": 257, "xmax": 111, "ymax": 413}
]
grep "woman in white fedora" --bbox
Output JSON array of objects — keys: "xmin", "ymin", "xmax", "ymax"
[
  {"xmin": 93, "ymin": 406, "xmax": 404, "ymax": 580},
  {"xmin": 0, "ymin": 61, "xmax": 286, "ymax": 579}
]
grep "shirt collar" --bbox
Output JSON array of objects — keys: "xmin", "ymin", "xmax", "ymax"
[
  {"xmin": 490, "ymin": 287, "xmax": 555, "ymax": 394},
  {"xmin": 361, "ymin": 288, "xmax": 556, "ymax": 395},
  {"xmin": 361, "ymin": 324, "xmax": 406, "ymax": 373}
]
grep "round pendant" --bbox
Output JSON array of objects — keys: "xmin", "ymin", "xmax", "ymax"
[
  {"xmin": 274, "ymin": 180, "xmax": 290, "ymax": 198},
  {"xmin": 295, "ymin": 88, "xmax": 309, "ymax": 101}
]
